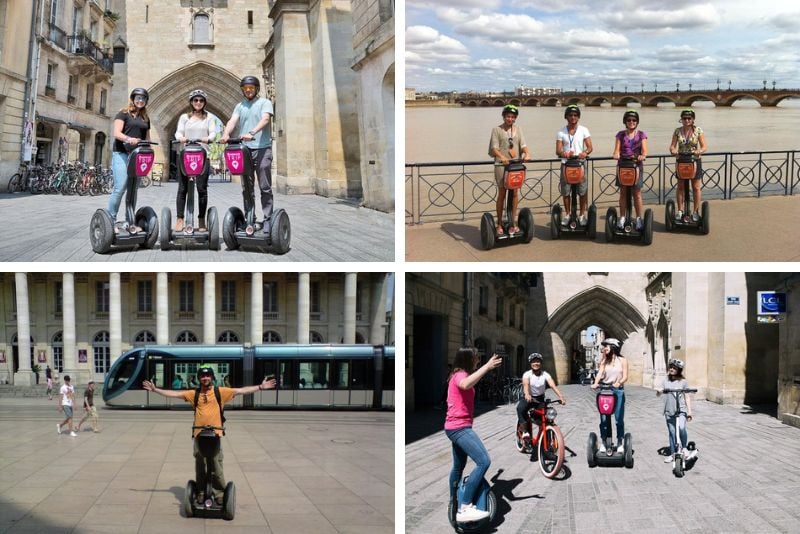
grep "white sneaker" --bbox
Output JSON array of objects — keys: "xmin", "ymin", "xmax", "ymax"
[
  {"xmin": 691, "ymin": 212, "xmax": 700, "ymax": 222},
  {"xmin": 676, "ymin": 210, "xmax": 683, "ymax": 220},
  {"xmin": 70, "ymin": 431, "xmax": 78, "ymax": 437},
  {"xmin": 522, "ymin": 432, "xmax": 530, "ymax": 439},
  {"xmin": 579, "ymin": 214, "xmax": 587, "ymax": 226},
  {"xmin": 617, "ymin": 443, "xmax": 625, "ymax": 453},
  {"xmin": 617, "ymin": 216, "xmax": 626, "ymax": 229},
  {"xmin": 56, "ymin": 424, "xmax": 61, "ymax": 435},
  {"xmin": 635, "ymin": 217, "xmax": 643, "ymax": 231},
  {"xmin": 598, "ymin": 443, "xmax": 606, "ymax": 453},
  {"xmin": 664, "ymin": 455, "xmax": 673, "ymax": 463},
  {"xmin": 561, "ymin": 216, "xmax": 569, "ymax": 227},
  {"xmin": 687, "ymin": 449, "xmax": 698, "ymax": 460},
  {"xmin": 456, "ymin": 504, "xmax": 490, "ymax": 523}
]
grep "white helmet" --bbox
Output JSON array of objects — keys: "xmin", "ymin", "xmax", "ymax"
[
  {"xmin": 601, "ymin": 338, "xmax": 621, "ymax": 350},
  {"xmin": 668, "ymin": 358, "xmax": 684, "ymax": 370}
]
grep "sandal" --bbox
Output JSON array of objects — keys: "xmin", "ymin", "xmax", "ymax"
[
  {"xmin": 496, "ymin": 225, "xmax": 505, "ymax": 236},
  {"xmin": 509, "ymin": 226, "xmax": 520, "ymax": 234}
]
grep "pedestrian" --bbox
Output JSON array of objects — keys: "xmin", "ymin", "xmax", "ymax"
[
  {"xmin": 46, "ymin": 365, "xmax": 53, "ymax": 400},
  {"xmin": 488, "ymin": 104, "xmax": 530, "ymax": 236},
  {"xmin": 220, "ymin": 75, "xmax": 275, "ymax": 232},
  {"xmin": 77, "ymin": 380, "xmax": 99, "ymax": 433},
  {"xmin": 174, "ymin": 89, "xmax": 217, "ymax": 232},
  {"xmin": 57, "ymin": 375, "xmax": 77, "ymax": 437},
  {"xmin": 669, "ymin": 108, "xmax": 707, "ymax": 221},
  {"xmin": 515, "ymin": 353, "xmax": 566, "ymax": 456},
  {"xmin": 612, "ymin": 109, "xmax": 648, "ymax": 230},
  {"xmin": 591, "ymin": 338, "xmax": 628, "ymax": 453},
  {"xmin": 555, "ymin": 104, "xmax": 593, "ymax": 225},
  {"xmin": 445, "ymin": 348, "xmax": 503, "ymax": 523},
  {"xmin": 172, "ymin": 374, "xmax": 187, "ymax": 389},
  {"xmin": 108, "ymin": 87, "xmax": 151, "ymax": 233},
  {"xmin": 142, "ymin": 365, "xmax": 276, "ymax": 505},
  {"xmin": 656, "ymin": 359, "xmax": 697, "ymax": 462}
]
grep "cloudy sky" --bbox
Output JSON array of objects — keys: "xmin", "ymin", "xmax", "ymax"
[{"xmin": 405, "ymin": 0, "xmax": 800, "ymax": 93}]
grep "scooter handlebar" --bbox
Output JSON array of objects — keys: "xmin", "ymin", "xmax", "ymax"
[{"xmin": 662, "ymin": 388, "xmax": 698, "ymax": 393}]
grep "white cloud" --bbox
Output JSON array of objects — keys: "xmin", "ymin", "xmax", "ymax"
[
  {"xmin": 405, "ymin": 26, "xmax": 471, "ymax": 64},
  {"xmin": 600, "ymin": 5, "xmax": 719, "ymax": 32}
]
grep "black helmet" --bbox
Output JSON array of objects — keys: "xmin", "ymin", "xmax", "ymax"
[
  {"xmin": 130, "ymin": 87, "xmax": 149, "ymax": 102},
  {"xmin": 564, "ymin": 104, "xmax": 581, "ymax": 118},
  {"xmin": 528, "ymin": 352, "xmax": 543, "ymax": 363},
  {"xmin": 188, "ymin": 89, "xmax": 207, "ymax": 102},
  {"xmin": 623, "ymin": 109, "xmax": 639, "ymax": 124},
  {"xmin": 240, "ymin": 75, "xmax": 260, "ymax": 89},
  {"xmin": 197, "ymin": 365, "xmax": 215, "ymax": 379},
  {"xmin": 502, "ymin": 104, "xmax": 519, "ymax": 116}
]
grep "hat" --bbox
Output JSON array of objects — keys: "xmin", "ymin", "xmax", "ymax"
[{"xmin": 601, "ymin": 338, "xmax": 621, "ymax": 349}]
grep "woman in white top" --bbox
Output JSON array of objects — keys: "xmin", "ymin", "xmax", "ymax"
[
  {"xmin": 591, "ymin": 338, "xmax": 628, "ymax": 452},
  {"xmin": 515, "ymin": 353, "xmax": 566, "ymax": 443},
  {"xmin": 174, "ymin": 89, "xmax": 218, "ymax": 232}
]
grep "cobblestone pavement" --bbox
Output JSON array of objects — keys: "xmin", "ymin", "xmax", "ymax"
[
  {"xmin": 0, "ymin": 397, "xmax": 394, "ymax": 533},
  {"xmin": 0, "ymin": 181, "xmax": 394, "ymax": 262},
  {"xmin": 406, "ymin": 384, "xmax": 800, "ymax": 534}
]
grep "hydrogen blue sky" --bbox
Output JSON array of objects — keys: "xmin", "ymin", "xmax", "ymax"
[{"xmin": 405, "ymin": 0, "xmax": 800, "ymax": 93}]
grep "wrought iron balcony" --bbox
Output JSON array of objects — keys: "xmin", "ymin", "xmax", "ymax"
[{"xmin": 67, "ymin": 34, "xmax": 114, "ymax": 75}]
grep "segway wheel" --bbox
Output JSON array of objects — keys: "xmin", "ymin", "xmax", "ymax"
[
  {"xmin": 184, "ymin": 480, "xmax": 196, "ymax": 518},
  {"xmin": 136, "ymin": 206, "xmax": 159, "ymax": 249},
  {"xmin": 550, "ymin": 205, "xmax": 561, "ymax": 240},
  {"xmin": 665, "ymin": 200, "xmax": 675, "ymax": 231},
  {"xmin": 89, "ymin": 209, "xmax": 114, "ymax": 254},
  {"xmin": 605, "ymin": 208, "xmax": 617, "ymax": 243},
  {"xmin": 160, "ymin": 207, "xmax": 172, "ymax": 251},
  {"xmin": 519, "ymin": 208, "xmax": 534, "ymax": 243},
  {"xmin": 700, "ymin": 201, "xmax": 710, "ymax": 235},
  {"xmin": 480, "ymin": 213, "xmax": 495, "ymax": 250},
  {"xmin": 642, "ymin": 208, "xmax": 653, "ymax": 246},
  {"xmin": 587, "ymin": 204, "xmax": 597, "ymax": 239},
  {"xmin": 270, "ymin": 209, "xmax": 291, "ymax": 254},
  {"xmin": 587, "ymin": 432, "xmax": 598, "ymax": 468},
  {"xmin": 623, "ymin": 433, "xmax": 634, "ymax": 468},
  {"xmin": 222, "ymin": 481, "xmax": 235, "ymax": 520},
  {"xmin": 223, "ymin": 207, "xmax": 244, "ymax": 250},
  {"xmin": 207, "ymin": 207, "xmax": 220, "ymax": 250}
]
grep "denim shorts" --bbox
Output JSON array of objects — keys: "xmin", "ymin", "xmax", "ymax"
[{"xmin": 62, "ymin": 405, "xmax": 73, "ymax": 418}]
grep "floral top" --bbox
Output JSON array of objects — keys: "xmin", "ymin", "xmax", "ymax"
[{"xmin": 673, "ymin": 126, "xmax": 704, "ymax": 155}]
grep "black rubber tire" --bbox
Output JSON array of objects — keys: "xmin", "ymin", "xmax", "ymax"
[
  {"xmin": 700, "ymin": 201, "xmax": 710, "ymax": 235},
  {"xmin": 160, "ymin": 207, "xmax": 172, "ymax": 251},
  {"xmin": 184, "ymin": 480, "xmax": 196, "ymax": 518},
  {"xmin": 270, "ymin": 209, "xmax": 291, "ymax": 254},
  {"xmin": 519, "ymin": 208, "xmax": 534, "ymax": 243},
  {"xmin": 587, "ymin": 432, "xmax": 597, "ymax": 468},
  {"xmin": 550, "ymin": 205, "xmax": 561, "ymax": 240},
  {"xmin": 665, "ymin": 199, "xmax": 675, "ymax": 231},
  {"xmin": 480, "ymin": 212, "xmax": 495, "ymax": 250},
  {"xmin": 587, "ymin": 204, "xmax": 597, "ymax": 239},
  {"xmin": 7, "ymin": 173, "xmax": 20, "ymax": 193},
  {"xmin": 89, "ymin": 209, "xmax": 114, "ymax": 254},
  {"xmin": 136, "ymin": 206, "xmax": 159, "ymax": 249},
  {"xmin": 642, "ymin": 208, "xmax": 653, "ymax": 245},
  {"xmin": 624, "ymin": 433, "xmax": 634, "ymax": 468},
  {"xmin": 222, "ymin": 481, "xmax": 235, "ymax": 520},
  {"xmin": 539, "ymin": 426, "xmax": 565, "ymax": 479},
  {"xmin": 605, "ymin": 208, "xmax": 617, "ymax": 243},
  {"xmin": 207, "ymin": 207, "xmax": 220, "ymax": 250},
  {"xmin": 223, "ymin": 207, "xmax": 244, "ymax": 250}
]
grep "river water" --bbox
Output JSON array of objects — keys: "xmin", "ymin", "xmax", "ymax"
[{"xmin": 406, "ymin": 100, "xmax": 800, "ymax": 164}]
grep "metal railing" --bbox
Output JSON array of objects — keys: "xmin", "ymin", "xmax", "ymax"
[{"xmin": 405, "ymin": 151, "xmax": 800, "ymax": 224}]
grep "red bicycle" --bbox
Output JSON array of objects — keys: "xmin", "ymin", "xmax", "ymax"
[{"xmin": 514, "ymin": 397, "xmax": 565, "ymax": 478}]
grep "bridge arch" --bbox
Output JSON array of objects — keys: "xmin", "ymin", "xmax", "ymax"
[{"xmin": 617, "ymin": 96, "xmax": 643, "ymax": 106}]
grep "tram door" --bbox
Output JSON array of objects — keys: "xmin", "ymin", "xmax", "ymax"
[{"xmin": 146, "ymin": 360, "xmax": 168, "ymax": 408}]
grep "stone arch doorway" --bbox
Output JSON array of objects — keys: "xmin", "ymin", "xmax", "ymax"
[
  {"xmin": 146, "ymin": 61, "xmax": 242, "ymax": 165},
  {"xmin": 537, "ymin": 286, "xmax": 648, "ymax": 384}
]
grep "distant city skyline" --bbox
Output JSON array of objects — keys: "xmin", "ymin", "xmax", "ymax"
[{"xmin": 406, "ymin": 0, "xmax": 800, "ymax": 92}]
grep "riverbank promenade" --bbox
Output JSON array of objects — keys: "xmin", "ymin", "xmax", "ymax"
[
  {"xmin": 406, "ymin": 384, "xmax": 800, "ymax": 534},
  {"xmin": 0, "ymin": 181, "xmax": 393, "ymax": 262},
  {"xmin": 0, "ymin": 396, "xmax": 394, "ymax": 533}
]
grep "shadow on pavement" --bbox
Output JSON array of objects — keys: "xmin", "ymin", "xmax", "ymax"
[
  {"xmin": 739, "ymin": 403, "xmax": 778, "ymax": 418},
  {"xmin": 488, "ymin": 468, "xmax": 544, "ymax": 532},
  {"xmin": 406, "ymin": 402, "xmax": 502, "ymax": 445}
]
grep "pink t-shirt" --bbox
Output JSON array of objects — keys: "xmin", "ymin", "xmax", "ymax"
[{"xmin": 444, "ymin": 370, "xmax": 474, "ymax": 430}]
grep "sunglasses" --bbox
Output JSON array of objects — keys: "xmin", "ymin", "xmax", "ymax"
[
  {"xmin": 192, "ymin": 98, "xmax": 205, "ymax": 103},
  {"xmin": 508, "ymin": 138, "xmax": 514, "ymax": 149},
  {"xmin": 242, "ymin": 85, "xmax": 257, "ymax": 91},
  {"xmin": 681, "ymin": 116, "xmax": 693, "ymax": 120},
  {"xmin": 625, "ymin": 118, "xmax": 638, "ymax": 123},
  {"xmin": 133, "ymin": 96, "xmax": 147, "ymax": 102}
]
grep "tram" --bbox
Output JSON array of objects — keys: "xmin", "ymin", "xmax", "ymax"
[{"xmin": 102, "ymin": 344, "xmax": 395, "ymax": 409}]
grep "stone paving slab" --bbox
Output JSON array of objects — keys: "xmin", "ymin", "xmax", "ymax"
[
  {"xmin": 0, "ymin": 181, "xmax": 394, "ymax": 262},
  {"xmin": 0, "ymin": 397, "xmax": 394, "ymax": 533},
  {"xmin": 405, "ymin": 384, "xmax": 800, "ymax": 534}
]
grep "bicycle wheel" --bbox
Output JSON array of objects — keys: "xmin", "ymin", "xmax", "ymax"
[
  {"xmin": 7, "ymin": 173, "xmax": 21, "ymax": 193},
  {"xmin": 538, "ymin": 426, "xmax": 565, "ymax": 479}
]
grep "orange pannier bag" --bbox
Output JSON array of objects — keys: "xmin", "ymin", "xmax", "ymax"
[
  {"xmin": 676, "ymin": 155, "xmax": 697, "ymax": 180},
  {"xmin": 504, "ymin": 162, "xmax": 526, "ymax": 190},
  {"xmin": 617, "ymin": 158, "xmax": 639, "ymax": 187},
  {"xmin": 563, "ymin": 158, "xmax": 584, "ymax": 184}
]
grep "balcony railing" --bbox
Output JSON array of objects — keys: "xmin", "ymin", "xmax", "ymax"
[
  {"xmin": 263, "ymin": 311, "xmax": 279, "ymax": 320},
  {"xmin": 67, "ymin": 35, "xmax": 114, "ymax": 75}
]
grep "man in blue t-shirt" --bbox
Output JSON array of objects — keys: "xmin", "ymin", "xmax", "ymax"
[{"xmin": 221, "ymin": 75, "xmax": 275, "ymax": 230}]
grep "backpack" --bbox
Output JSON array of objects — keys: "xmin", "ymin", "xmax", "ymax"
[{"xmin": 192, "ymin": 386, "xmax": 226, "ymax": 436}]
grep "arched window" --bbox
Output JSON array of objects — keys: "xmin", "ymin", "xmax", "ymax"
[
  {"xmin": 263, "ymin": 330, "xmax": 282, "ymax": 344},
  {"xmin": 52, "ymin": 331, "xmax": 64, "ymax": 372},
  {"xmin": 217, "ymin": 330, "xmax": 239, "ymax": 344},
  {"xmin": 310, "ymin": 331, "xmax": 324, "ymax": 344},
  {"xmin": 93, "ymin": 331, "xmax": 110, "ymax": 374},
  {"xmin": 176, "ymin": 330, "xmax": 198, "ymax": 344},
  {"xmin": 192, "ymin": 12, "xmax": 212, "ymax": 44},
  {"xmin": 133, "ymin": 330, "xmax": 156, "ymax": 346}
]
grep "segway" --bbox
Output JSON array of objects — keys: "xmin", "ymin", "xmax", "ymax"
[
  {"xmin": 665, "ymin": 155, "xmax": 709, "ymax": 234},
  {"xmin": 89, "ymin": 141, "xmax": 159, "ymax": 254},
  {"xmin": 221, "ymin": 138, "xmax": 291, "ymax": 253},
  {"xmin": 447, "ymin": 475, "xmax": 496, "ymax": 533},
  {"xmin": 184, "ymin": 425, "xmax": 235, "ymax": 520},
  {"xmin": 587, "ymin": 384, "xmax": 633, "ymax": 468},
  {"xmin": 160, "ymin": 140, "xmax": 220, "ymax": 250},
  {"xmin": 550, "ymin": 157, "xmax": 596, "ymax": 240},
  {"xmin": 480, "ymin": 160, "xmax": 534, "ymax": 250},
  {"xmin": 605, "ymin": 156, "xmax": 653, "ymax": 245}
]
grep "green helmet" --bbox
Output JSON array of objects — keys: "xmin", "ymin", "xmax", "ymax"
[
  {"xmin": 564, "ymin": 104, "xmax": 581, "ymax": 118},
  {"xmin": 502, "ymin": 104, "xmax": 519, "ymax": 116},
  {"xmin": 680, "ymin": 108, "xmax": 695, "ymax": 119}
]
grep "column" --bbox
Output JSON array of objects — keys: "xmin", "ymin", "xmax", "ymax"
[
  {"xmin": 369, "ymin": 273, "xmax": 388, "ymax": 345},
  {"xmin": 109, "ymin": 273, "xmax": 122, "ymax": 368},
  {"xmin": 297, "ymin": 273, "xmax": 310, "ymax": 343},
  {"xmin": 343, "ymin": 273, "xmax": 357, "ymax": 344},
  {"xmin": 62, "ymin": 273, "xmax": 77, "ymax": 375},
  {"xmin": 251, "ymin": 273, "xmax": 263, "ymax": 345},
  {"xmin": 13, "ymin": 273, "xmax": 33, "ymax": 385},
  {"xmin": 204, "ymin": 273, "xmax": 216, "ymax": 345},
  {"xmin": 156, "ymin": 273, "xmax": 169, "ymax": 344}
]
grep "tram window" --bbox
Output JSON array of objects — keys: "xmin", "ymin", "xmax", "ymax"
[
  {"xmin": 333, "ymin": 361, "xmax": 349, "ymax": 389},
  {"xmin": 258, "ymin": 360, "xmax": 278, "ymax": 386},
  {"xmin": 299, "ymin": 361, "xmax": 330, "ymax": 389},
  {"xmin": 382, "ymin": 361, "xmax": 394, "ymax": 390},
  {"xmin": 350, "ymin": 360, "xmax": 373, "ymax": 390},
  {"xmin": 106, "ymin": 357, "xmax": 139, "ymax": 392},
  {"xmin": 279, "ymin": 361, "xmax": 296, "ymax": 389}
]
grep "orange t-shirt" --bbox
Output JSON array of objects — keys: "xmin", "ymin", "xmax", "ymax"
[{"xmin": 181, "ymin": 387, "xmax": 236, "ymax": 437}]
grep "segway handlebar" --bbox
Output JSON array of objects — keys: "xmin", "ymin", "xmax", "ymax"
[
  {"xmin": 192, "ymin": 425, "xmax": 226, "ymax": 431},
  {"xmin": 135, "ymin": 140, "xmax": 158, "ymax": 146}
]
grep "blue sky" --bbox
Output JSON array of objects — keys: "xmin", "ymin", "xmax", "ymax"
[{"xmin": 405, "ymin": 0, "xmax": 800, "ymax": 92}]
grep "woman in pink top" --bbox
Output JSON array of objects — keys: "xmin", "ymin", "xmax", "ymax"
[{"xmin": 445, "ymin": 347, "xmax": 503, "ymax": 523}]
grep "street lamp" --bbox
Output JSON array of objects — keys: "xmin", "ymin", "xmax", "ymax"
[
  {"xmin": 773, "ymin": 80, "xmax": 776, "ymax": 91},
  {"xmin": 728, "ymin": 80, "xmax": 732, "ymax": 90},
  {"xmin": 763, "ymin": 79, "xmax": 767, "ymax": 90},
  {"xmin": 654, "ymin": 83, "xmax": 658, "ymax": 92},
  {"xmin": 689, "ymin": 83, "xmax": 692, "ymax": 91},
  {"xmin": 676, "ymin": 82, "xmax": 680, "ymax": 92},
  {"xmin": 584, "ymin": 84, "xmax": 587, "ymax": 95},
  {"xmin": 641, "ymin": 83, "xmax": 644, "ymax": 93},
  {"xmin": 716, "ymin": 78, "xmax": 720, "ymax": 91}
]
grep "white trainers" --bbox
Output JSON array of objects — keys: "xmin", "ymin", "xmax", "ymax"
[
  {"xmin": 598, "ymin": 443, "xmax": 606, "ymax": 453},
  {"xmin": 635, "ymin": 217, "xmax": 643, "ymax": 231},
  {"xmin": 579, "ymin": 214, "xmax": 588, "ymax": 226},
  {"xmin": 617, "ymin": 443, "xmax": 625, "ymax": 453},
  {"xmin": 56, "ymin": 424, "xmax": 61, "ymax": 435},
  {"xmin": 456, "ymin": 504, "xmax": 490, "ymax": 523},
  {"xmin": 687, "ymin": 449, "xmax": 698, "ymax": 460},
  {"xmin": 617, "ymin": 216, "xmax": 626, "ymax": 229},
  {"xmin": 664, "ymin": 455, "xmax": 673, "ymax": 463},
  {"xmin": 691, "ymin": 212, "xmax": 700, "ymax": 222},
  {"xmin": 70, "ymin": 431, "xmax": 78, "ymax": 437},
  {"xmin": 561, "ymin": 216, "xmax": 569, "ymax": 227},
  {"xmin": 676, "ymin": 210, "xmax": 683, "ymax": 220},
  {"xmin": 522, "ymin": 432, "xmax": 530, "ymax": 439}
]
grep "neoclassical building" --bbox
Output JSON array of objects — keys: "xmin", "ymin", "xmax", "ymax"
[{"xmin": 1, "ymin": 272, "xmax": 393, "ymax": 386}]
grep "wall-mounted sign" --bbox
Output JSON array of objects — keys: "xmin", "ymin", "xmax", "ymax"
[
  {"xmin": 757, "ymin": 291, "xmax": 786, "ymax": 315},
  {"xmin": 726, "ymin": 296, "xmax": 740, "ymax": 305}
]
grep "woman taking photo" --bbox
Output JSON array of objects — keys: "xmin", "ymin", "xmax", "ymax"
[{"xmin": 445, "ymin": 348, "xmax": 502, "ymax": 523}]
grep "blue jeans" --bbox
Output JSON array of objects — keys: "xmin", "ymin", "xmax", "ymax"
[
  {"xmin": 665, "ymin": 413, "xmax": 688, "ymax": 454},
  {"xmin": 445, "ymin": 426, "xmax": 491, "ymax": 507},
  {"xmin": 107, "ymin": 151, "xmax": 130, "ymax": 221},
  {"xmin": 599, "ymin": 387, "xmax": 625, "ymax": 443}
]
